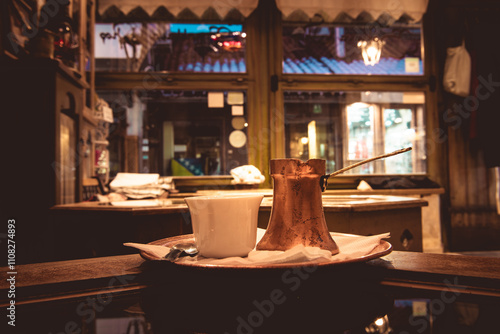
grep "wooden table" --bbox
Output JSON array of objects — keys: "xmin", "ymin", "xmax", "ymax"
[
  {"xmin": 48, "ymin": 199, "xmax": 193, "ymax": 261},
  {"xmin": 49, "ymin": 193, "xmax": 426, "ymax": 261},
  {"xmin": 1, "ymin": 250, "xmax": 499, "ymax": 333}
]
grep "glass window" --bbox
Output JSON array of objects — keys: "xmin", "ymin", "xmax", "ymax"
[
  {"xmin": 282, "ymin": 23, "xmax": 423, "ymax": 75},
  {"xmin": 284, "ymin": 91, "xmax": 426, "ymax": 175},
  {"xmin": 384, "ymin": 108, "xmax": 418, "ymax": 174},
  {"xmin": 346, "ymin": 103, "xmax": 375, "ymax": 173},
  {"xmin": 95, "ymin": 23, "xmax": 246, "ymax": 73},
  {"xmin": 97, "ymin": 90, "xmax": 249, "ymax": 178}
]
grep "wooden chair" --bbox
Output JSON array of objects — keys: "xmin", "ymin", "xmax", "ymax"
[{"xmin": 82, "ymin": 176, "xmax": 107, "ymax": 201}]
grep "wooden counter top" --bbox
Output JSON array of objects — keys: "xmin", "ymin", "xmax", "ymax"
[
  {"xmin": 51, "ymin": 198, "xmax": 190, "ymax": 215},
  {"xmin": 2, "ymin": 250, "xmax": 499, "ymax": 308},
  {"xmin": 3, "ymin": 248, "xmax": 498, "ymax": 333}
]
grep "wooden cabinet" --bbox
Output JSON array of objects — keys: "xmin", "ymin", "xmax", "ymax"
[
  {"xmin": 3, "ymin": 58, "xmax": 88, "ymax": 202},
  {"xmin": 1, "ymin": 1, "xmax": 98, "ymax": 264},
  {"xmin": 2, "ymin": 0, "xmax": 100, "ymax": 195},
  {"xmin": 2, "ymin": 58, "xmax": 88, "ymax": 264}
]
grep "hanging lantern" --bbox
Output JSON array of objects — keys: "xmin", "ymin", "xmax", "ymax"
[{"xmin": 357, "ymin": 37, "xmax": 384, "ymax": 66}]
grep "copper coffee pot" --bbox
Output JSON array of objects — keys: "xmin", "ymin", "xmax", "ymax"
[
  {"xmin": 256, "ymin": 147, "xmax": 411, "ymax": 254},
  {"xmin": 256, "ymin": 158, "xmax": 340, "ymax": 254}
]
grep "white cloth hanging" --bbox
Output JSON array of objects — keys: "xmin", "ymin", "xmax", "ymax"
[
  {"xmin": 98, "ymin": 0, "xmax": 259, "ymax": 18},
  {"xmin": 275, "ymin": 0, "xmax": 429, "ymax": 22}
]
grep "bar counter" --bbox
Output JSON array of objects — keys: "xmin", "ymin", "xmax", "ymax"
[{"xmin": 1, "ymin": 250, "xmax": 499, "ymax": 333}]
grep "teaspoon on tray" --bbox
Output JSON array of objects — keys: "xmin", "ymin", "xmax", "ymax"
[{"xmin": 163, "ymin": 242, "xmax": 199, "ymax": 262}]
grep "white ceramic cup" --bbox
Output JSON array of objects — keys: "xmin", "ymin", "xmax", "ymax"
[{"xmin": 184, "ymin": 194, "xmax": 264, "ymax": 258}]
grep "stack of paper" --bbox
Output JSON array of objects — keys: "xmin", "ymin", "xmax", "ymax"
[{"xmin": 109, "ymin": 173, "xmax": 170, "ymax": 199}]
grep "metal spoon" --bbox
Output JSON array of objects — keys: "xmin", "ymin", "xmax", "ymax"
[{"xmin": 163, "ymin": 242, "xmax": 198, "ymax": 262}]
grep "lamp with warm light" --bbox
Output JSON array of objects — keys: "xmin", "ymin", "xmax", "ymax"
[{"xmin": 357, "ymin": 37, "xmax": 385, "ymax": 66}]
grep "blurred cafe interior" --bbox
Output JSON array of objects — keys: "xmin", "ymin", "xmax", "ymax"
[{"xmin": 1, "ymin": 0, "xmax": 500, "ymax": 333}]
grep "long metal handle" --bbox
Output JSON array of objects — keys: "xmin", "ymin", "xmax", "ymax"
[{"xmin": 320, "ymin": 147, "xmax": 412, "ymax": 191}]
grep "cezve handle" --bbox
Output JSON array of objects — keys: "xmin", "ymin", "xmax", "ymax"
[{"xmin": 320, "ymin": 147, "xmax": 412, "ymax": 191}]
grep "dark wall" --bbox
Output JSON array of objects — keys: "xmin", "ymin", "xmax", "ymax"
[{"xmin": 434, "ymin": 0, "xmax": 500, "ymax": 251}]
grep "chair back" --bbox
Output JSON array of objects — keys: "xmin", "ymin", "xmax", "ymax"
[{"xmin": 82, "ymin": 177, "xmax": 101, "ymax": 201}]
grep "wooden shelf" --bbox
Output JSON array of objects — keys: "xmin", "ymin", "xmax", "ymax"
[{"xmin": 82, "ymin": 106, "xmax": 97, "ymax": 125}]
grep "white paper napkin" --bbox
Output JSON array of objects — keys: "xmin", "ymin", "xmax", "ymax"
[
  {"xmin": 110, "ymin": 173, "xmax": 160, "ymax": 188},
  {"xmin": 124, "ymin": 228, "xmax": 390, "ymax": 266},
  {"xmin": 230, "ymin": 165, "xmax": 265, "ymax": 185}
]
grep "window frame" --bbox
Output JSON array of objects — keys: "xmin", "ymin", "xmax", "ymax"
[
  {"xmin": 94, "ymin": 1, "xmax": 438, "ymax": 188},
  {"xmin": 280, "ymin": 21, "xmax": 426, "ymax": 76}
]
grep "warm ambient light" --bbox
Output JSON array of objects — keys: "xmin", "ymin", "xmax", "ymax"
[
  {"xmin": 307, "ymin": 120, "xmax": 317, "ymax": 158},
  {"xmin": 210, "ymin": 30, "xmax": 245, "ymax": 52},
  {"xmin": 374, "ymin": 317, "xmax": 385, "ymax": 327},
  {"xmin": 357, "ymin": 37, "xmax": 384, "ymax": 66}
]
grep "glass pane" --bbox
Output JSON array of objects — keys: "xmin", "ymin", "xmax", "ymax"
[
  {"xmin": 284, "ymin": 92, "xmax": 343, "ymax": 173},
  {"xmin": 346, "ymin": 103, "xmax": 374, "ymax": 174},
  {"xmin": 97, "ymin": 90, "xmax": 248, "ymax": 178},
  {"xmin": 60, "ymin": 113, "xmax": 76, "ymax": 203},
  {"xmin": 95, "ymin": 23, "xmax": 246, "ymax": 73},
  {"xmin": 384, "ymin": 108, "xmax": 413, "ymax": 173},
  {"xmin": 282, "ymin": 23, "xmax": 423, "ymax": 75},
  {"xmin": 284, "ymin": 91, "xmax": 426, "ymax": 175}
]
